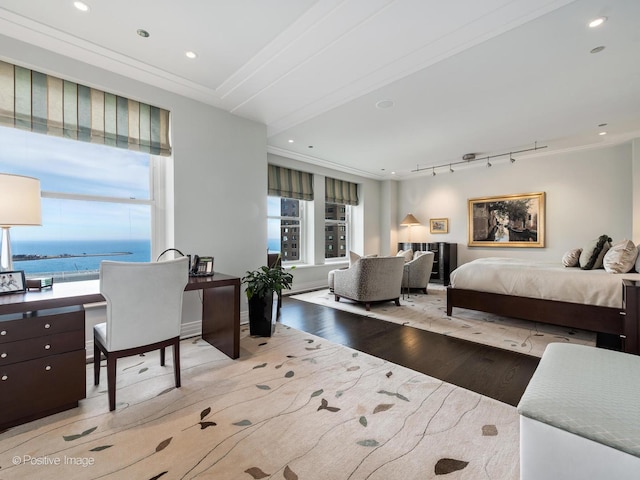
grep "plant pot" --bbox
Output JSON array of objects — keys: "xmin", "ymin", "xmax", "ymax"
[{"xmin": 248, "ymin": 291, "xmax": 278, "ymax": 336}]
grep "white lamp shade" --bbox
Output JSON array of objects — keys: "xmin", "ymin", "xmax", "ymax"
[{"xmin": 0, "ymin": 173, "xmax": 42, "ymax": 226}]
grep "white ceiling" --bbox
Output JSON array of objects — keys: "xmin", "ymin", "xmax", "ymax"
[{"xmin": 1, "ymin": 0, "xmax": 639, "ymax": 179}]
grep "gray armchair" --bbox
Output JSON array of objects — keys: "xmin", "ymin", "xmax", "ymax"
[
  {"xmin": 333, "ymin": 256, "xmax": 405, "ymax": 311},
  {"xmin": 402, "ymin": 251, "xmax": 435, "ymax": 294}
]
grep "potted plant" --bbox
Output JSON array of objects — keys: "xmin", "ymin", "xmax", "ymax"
[{"xmin": 241, "ymin": 259, "xmax": 293, "ymax": 336}]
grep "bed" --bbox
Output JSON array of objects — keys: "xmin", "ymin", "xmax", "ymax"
[{"xmin": 446, "ymin": 257, "xmax": 640, "ymax": 354}]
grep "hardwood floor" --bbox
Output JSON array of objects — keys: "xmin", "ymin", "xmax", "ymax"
[{"xmin": 279, "ymin": 296, "xmax": 539, "ymax": 407}]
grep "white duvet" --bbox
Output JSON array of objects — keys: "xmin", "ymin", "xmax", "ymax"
[{"xmin": 449, "ymin": 257, "xmax": 640, "ymax": 308}]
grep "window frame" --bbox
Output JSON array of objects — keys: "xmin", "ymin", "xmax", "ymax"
[
  {"xmin": 267, "ymin": 196, "xmax": 307, "ymax": 265},
  {"xmin": 0, "ymin": 126, "xmax": 167, "ymax": 280},
  {"xmin": 324, "ymin": 202, "xmax": 350, "ymax": 262}
]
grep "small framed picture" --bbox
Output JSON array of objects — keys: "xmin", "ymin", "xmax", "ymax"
[
  {"xmin": 0, "ymin": 270, "xmax": 26, "ymax": 295},
  {"xmin": 430, "ymin": 218, "xmax": 449, "ymax": 234}
]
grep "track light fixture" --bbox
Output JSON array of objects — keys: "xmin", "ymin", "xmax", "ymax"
[{"xmin": 414, "ymin": 142, "xmax": 546, "ymax": 174}]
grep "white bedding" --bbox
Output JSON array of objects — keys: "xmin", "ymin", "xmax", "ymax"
[{"xmin": 449, "ymin": 257, "xmax": 640, "ymax": 308}]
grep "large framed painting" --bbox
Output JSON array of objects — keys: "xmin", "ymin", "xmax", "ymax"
[{"xmin": 468, "ymin": 192, "xmax": 545, "ymax": 247}]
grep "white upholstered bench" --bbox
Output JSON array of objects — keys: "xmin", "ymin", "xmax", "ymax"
[{"xmin": 517, "ymin": 343, "xmax": 640, "ymax": 479}]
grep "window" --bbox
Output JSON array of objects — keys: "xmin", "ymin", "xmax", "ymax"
[
  {"xmin": 268, "ymin": 196, "xmax": 305, "ymax": 262},
  {"xmin": 325, "ymin": 202, "xmax": 349, "ymax": 259},
  {"xmin": 0, "ymin": 126, "xmax": 157, "ymax": 281}
]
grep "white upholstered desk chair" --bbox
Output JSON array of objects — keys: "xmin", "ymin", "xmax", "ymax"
[{"xmin": 93, "ymin": 257, "xmax": 189, "ymax": 411}]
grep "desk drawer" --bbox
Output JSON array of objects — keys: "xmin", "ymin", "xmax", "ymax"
[
  {"xmin": 0, "ymin": 349, "xmax": 86, "ymax": 427},
  {"xmin": 0, "ymin": 330, "xmax": 84, "ymax": 366},
  {"xmin": 0, "ymin": 307, "xmax": 84, "ymax": 344}
]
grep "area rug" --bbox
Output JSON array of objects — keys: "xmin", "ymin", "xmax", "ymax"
[
  {"xmin": 0, "ymin": 325, "xmax": 519, "ymax": 479},
  {"xmin": 291, "ymin": 287, "xmax": 596, "ymax": 357}
]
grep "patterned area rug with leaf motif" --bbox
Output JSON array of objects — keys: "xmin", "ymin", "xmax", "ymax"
[
  {"xmin": 0, "ymin": 324, "xmax": 519, "ymax": 479},
  {"xmin": 291, "ymin": 287, "xmax": 596, "ymax": 357}
]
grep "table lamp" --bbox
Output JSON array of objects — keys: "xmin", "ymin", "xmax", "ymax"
[
  {"xmin": 0, "ymin": 173, "xmax": 42, "ymax": 272},
  {"xmin": 400, "ymin": 213, "xmax": 421, "ymax": 242}
]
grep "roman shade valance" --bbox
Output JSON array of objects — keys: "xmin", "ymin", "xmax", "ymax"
[
  {"xmin": 0, "ymin": 60, "xmax": 171, "ymax": 156},
  {"xmin": 268, "ymin": 165, "xmax": 314, "ymax": 201},
  {"xmin": 325, "ymin": 177, "xmax": 359, "ymax": 205}
]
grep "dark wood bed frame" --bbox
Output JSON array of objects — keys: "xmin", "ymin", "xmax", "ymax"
[{"xmin": 446, "ymin": 283, "xmax": 640, "ymax": 355}]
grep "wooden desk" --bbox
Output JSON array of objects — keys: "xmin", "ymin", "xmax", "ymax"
[
  {"xmin": 0, "ymin": 273, "xmax": 241, "ymax": 358},
  {"xmin": 0, "ymin": 273, "xmax": 240, "ymax": 430}
]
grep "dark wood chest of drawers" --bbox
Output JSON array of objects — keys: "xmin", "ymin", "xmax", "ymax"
[{"xmin": 0, "ymin": 306, "xmax": 86, "ymax": 431}]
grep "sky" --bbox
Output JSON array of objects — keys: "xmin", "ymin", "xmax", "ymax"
[{"xmin": 0, "ymin": 126, "xmax": 151, "ymax": 242}]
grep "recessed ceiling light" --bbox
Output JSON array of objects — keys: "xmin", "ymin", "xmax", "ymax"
[
  {"xmin": 185, "ymin": 51, "xmax": 197, "ymax": 59},
  {"xmin": 136, "ymin": 29, "xmax": 150, "ymax": 38},
  {"xmin": 288, "ymin": 139, "xmax": 294, "ymax": 143},
  {"xmin": 391, "ymin": 171, "xmax": 396, "ymax": 175},
  {"xmin": 590, "ymin": 46, "xmax": 606, "ymax": 54},
  {"xmin": 599, "ymin": 131, "xmax": 608, "ymax": 136},
  {"xmin": 375, "ymin": 100, "xmax": 394, "ymax": 109},
  {"xmin": 73, "ymin": 1, "xmax": 89, "ymax": 12},
  {"xmin": 589, "ymin": 17, "xmax": 607, "ymax": 28}
]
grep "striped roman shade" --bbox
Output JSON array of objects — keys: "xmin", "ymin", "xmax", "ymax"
[
  {"xmin": 326, "ymin": 177, "xmax": 359, "ymax": 205},
  {"xmin": 0, "ymin": 60, "xmax": 171, "ymax": 156},
  {"xmin": 268, "ymin": 165, "xmax": 314, "ymax": 201}
]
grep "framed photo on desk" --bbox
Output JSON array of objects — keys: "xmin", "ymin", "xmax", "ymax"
[{"xmin": 0, "ymin": 270, "xmax": 26, "ymax": 294}]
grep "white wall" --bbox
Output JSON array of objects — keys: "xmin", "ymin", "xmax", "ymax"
[{"xmin": 397, "ymin": 143, "xmax": 634, "ymax": 266}]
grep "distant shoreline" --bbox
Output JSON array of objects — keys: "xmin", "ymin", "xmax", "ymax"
[{"xmin": 13, "ymin": 252, "xmax": 133, "ymax": 261}]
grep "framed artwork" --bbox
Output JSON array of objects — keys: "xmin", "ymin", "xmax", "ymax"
[
  {"xmin": 468, "ymin": 192, "xmax": 545, "ymax": 247},
  {"xmin": 430, "ymin": 218, "xmax": 449, "ymax": 234},
  {"xmin": 0, "ymin": 270, "xmax": 26, "ymax": 294}
]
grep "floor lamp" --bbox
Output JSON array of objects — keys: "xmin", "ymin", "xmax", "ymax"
[
  {"xmin": 0, "ymin": 173, "xmax": 42, "ymax": 272},
  {"xmin": 400, "ymin": 213, "xmax": 421, "ymax": 243}
]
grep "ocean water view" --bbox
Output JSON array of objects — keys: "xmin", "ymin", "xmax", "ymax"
[{"xmin": 12, "ymin": 239, "xmax": 151, "ymax": 279}]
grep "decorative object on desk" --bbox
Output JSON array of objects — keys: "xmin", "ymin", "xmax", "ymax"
[
  {"xmin": 0, "ymin": 269, "xmax": 25, "ymax": 294},
  {"xmin": 242, "ymin": 257, "xmax": 293, "ymax": 337},
  {"xmin": 157, "ymin": 248, "xmax": 214, "ymax": 277},
  {"xmin": 0, "ymin": 173, "xmax": 42, "ymax": 271},
  {"xmin": 400, "ymin": 213, "xmax": 421, "ymax": 242},
  {"xmin": 468, "ymin": 192, "xmax": 545, "ymax": 247},
  {"xmin": 189, "ymin": 255, "xmax": 214, "ymax": 277},
  {"xmin": 26, "ymin": 276, "xmax": 54, "ymax": 290},
  {"xmin": 430, "ymin": 218, "xmax": 449, "ymax": 234}
]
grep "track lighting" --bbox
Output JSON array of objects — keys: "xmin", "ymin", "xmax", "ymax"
[{"xmin": 412, "ymin": 142, "xmax": 546, "ymax": 174}]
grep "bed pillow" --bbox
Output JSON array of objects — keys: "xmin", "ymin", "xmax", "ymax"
[
  {"xmin": 603, "ymin": 240, "xmax": 638, "ymax": 273},
  {"xmin": 562, "ymin": 248, "xmax": 582, "ymax": 267},
  {"xmin": 396, "ymin": 249, "xmax": 413, "ymax": 263},
  {"xmin": 579, "ymin": 234, "xmax": 612, "ymax": 270}
]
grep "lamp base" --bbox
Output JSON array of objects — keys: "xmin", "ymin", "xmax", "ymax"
[{"xmin": 1, "ymin": 226, "xmax": 13, "ymax": 272}]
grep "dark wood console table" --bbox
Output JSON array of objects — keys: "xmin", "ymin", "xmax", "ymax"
[{"xmin": 0, "ymin": 273, "xmax": 240, "ymax": 430}]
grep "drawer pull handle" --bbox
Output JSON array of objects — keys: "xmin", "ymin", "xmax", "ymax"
[
  {"xmin": 45, "ymin": 365, "xmax": 52, "ymax": 371},
  {"xmin": 44, "ymin": 344, "xmax": 51, "ymax": 350},
  {"xmin": 44, "ymin": 323, "xmax": 51, "ymax": 329},
  {"xmin": 1, "ymin": 353, "xmax": 6, "ymax": 358},
  {"xmin": 1, "ymin": 375, "xmax": 7, "ymax": 381}
]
